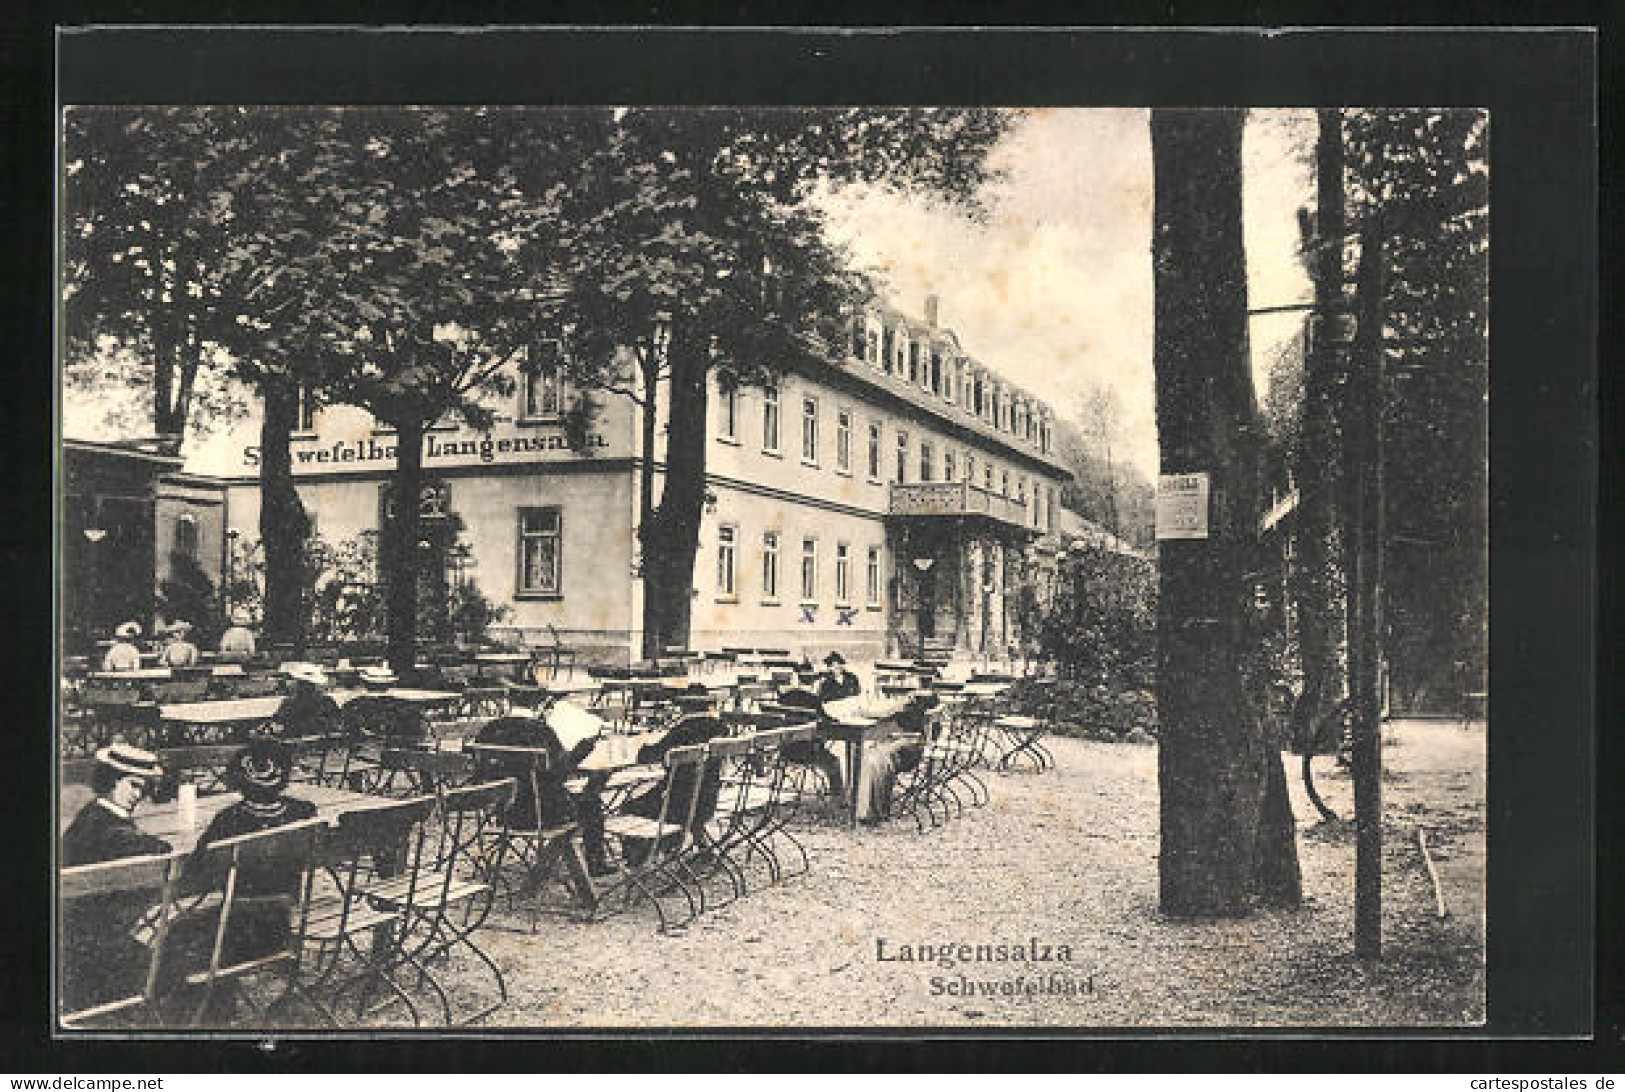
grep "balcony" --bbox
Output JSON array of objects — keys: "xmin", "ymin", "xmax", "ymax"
[{"xmin": 888, "ymin": 481, "xmax": 1033, "ymax": 530}]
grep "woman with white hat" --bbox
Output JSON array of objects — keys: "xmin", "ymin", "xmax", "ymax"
[
  {"xmin": 60, "ymin": 743, "xmax": 173, "ymax": 1013},
  {"xmin": 100, "ymin": 621, "xmax": 144, "ymax": 673},
  {"xmin": 271, "ymin": 662, "xmax": 342, "ymax": 740},
  {"xmin": 158, "ymin": 620, "xmax": 200, "ymax": 668},
  {"xmin": 61, "ymin": 743, "xmax": 171, "ymax": 866}
]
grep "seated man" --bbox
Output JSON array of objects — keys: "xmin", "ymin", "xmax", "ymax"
[
  {"xmin": 474, "ymin": 705, "xmax": 613, "ymax": 877},
  {"xmin": 773, "ymin": 654, "xmax": 856, "ymax": 799},
  {"xmin": 158, "ymin": 621, "xmax": 200, "ymax": 668},
  {"xmin": 60, "ymin": 744, "xmax": 172, "ymax": 1013},
  {"xmin": 100, "ymin": 622, "xmax": 144, "ymax": 674},
  {"xmin": 614, "ymin": 714, "xmax": 733, "ymax": 865}
]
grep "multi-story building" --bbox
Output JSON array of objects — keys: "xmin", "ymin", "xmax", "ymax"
[{"xmin": 102, "ymin": 295, "xmax": 1071, "ymax": 664}]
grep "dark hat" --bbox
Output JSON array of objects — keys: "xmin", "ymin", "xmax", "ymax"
[
  {"xmin": 823, "ymin": 651, "xmax": 847, "ymax": 666},
  {"xmin": 224, "ymin": 738, "xmax": 294, "ymax": 802},
  {"xmin": 94, "ymin": 743, "xmax": 163, "ymax": 781}
]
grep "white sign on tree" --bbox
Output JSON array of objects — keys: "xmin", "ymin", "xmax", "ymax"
[{"xmin": 1156, "ymin": 472, "xmax": 1211, "ymax": 540}]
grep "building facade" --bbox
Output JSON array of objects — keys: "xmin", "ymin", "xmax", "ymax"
[{"xmin": 157, "ymin": 297, "xmax": 1071, "ymax": 665}]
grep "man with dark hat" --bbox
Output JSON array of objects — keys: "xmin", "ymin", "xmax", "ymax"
[
  {"xmin": 62, "ymin": 744, "xmax": 172, "ymax": 866},
  {"xmin": 774, "ymin": 651, "xmax": 860, "ymax": 799}
]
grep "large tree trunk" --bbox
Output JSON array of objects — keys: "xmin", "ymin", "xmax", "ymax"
[
  {"xmin": 637, "ymin": 351, "xmax": 662, "ymax": 661},
  {"xmin": 1151, "ymin": 108, "xmax": 1303, "ymax": 917},
  {"xmin": 383, "ymin": 412, "xmax": 426, "ymax": 677},
  {"xmin": 1290, "ymin": 109, "xmax": 1352, "ymax": 769},
  {"xmin": 259, "ymin": 377, "xmax": 310, "ymax": 653},
  {"xmin": 638, "ymin": 325, "xmax": 709, "ymax": 657}
]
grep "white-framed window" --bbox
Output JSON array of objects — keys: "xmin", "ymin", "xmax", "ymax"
[
  {"xmin": 517, "ymin": 507, "xmax": 562, "ymax": 596},
  {"xmin": 881, "ymin": 327, "xmax": 895, "ymax": 374},
  {"xmin": 965, "ymin": 454, "xmax": 976, "ymax": 483},
  {"xmin": 716, "ymin": 524, "xmax": 737, "ymax": 598},
  {"xmin": 943, "ymin": 448, "xmax": 956, "ymax": 482},
  {"xmin": 984, "ymin": 464, "xmax": 994, "ymax": 492},
  {"xmin": 866, "ymin": 546, "xmax": 883, "ymax": 606},
  {"xmin": 1018, "ymin": 477, "xmax": 1027, "ymax": 504},
  {"xmin": 717, "ymin": 371, "xmax": 739, "ymax": 441},
  {"xmin": 866, "ymin": 325, "xmax": 880, "ymax": 366},
  {"xmin": 801, "ymin": 395, "xmax": 819, "ymax": 464},
  {"xmin": 907, "ymin": 341, "xmax": 920, "ymax": 384},
  {"xmin": 929, "ymin": 351, "xmax": 942, "ymax": 395},
  {"xmin": 1047, "ymin": 486, "xmax": 1056, "ymax": 531},
  {"xmin": 895, "ymin": 430, "xmax": 909, "ymax": 484},
  {"xmin": 836, "ymin": 408, "xmax": 852, "ymax": 473},
  {"xmin": 835, "ymin": 542, "xmax": 851, "ymax": 603},
  {"xmin": 762, "ymin": 531, "xmax": 779, "ymax": 600},
  {"xmin": 1002, "ymin": 470, "xmax": 1011, "ymax": 497},
  {"xmin": 762, "ymin": 383, "xmax": 780, "ymax": 453},
  {"xmin": 919, "ymin": 440, "xmax": 935, "ymax": 482},
  {"xmin": 800, "ymin": 536, "xmax": 818, "ymax": 601},
  {"xmin": 522, "ymin": 340, "xmax": 566, "ymax": 420},
  {"xmin": 867, "ymin": 422, "xmax": 882, "ymax": 480}
]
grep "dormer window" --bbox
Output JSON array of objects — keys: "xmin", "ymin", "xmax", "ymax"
[
  {"xmin": 908, "ymin": 341, "xmax": 920, "ymax": 382},
  {"xmin": 929, "ymin": 351, "xmax": 942, "ymax": 395},
  {"xmin": 882, "ymin": 326, "xmax": 895, "ymax": 374},
  {"xmin": 866, "ymin": 325, "xmax": 880, "ymax": 366}
]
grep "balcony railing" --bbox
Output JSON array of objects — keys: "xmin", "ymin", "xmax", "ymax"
[{"xmin": 888, "ymin": 481, "xmax": 1033, "ymax": 528}]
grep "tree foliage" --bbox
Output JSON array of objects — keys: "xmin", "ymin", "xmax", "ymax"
[{"xmin": 1344, "ymin": 109, "xmax": 1488, "ymax": 710}]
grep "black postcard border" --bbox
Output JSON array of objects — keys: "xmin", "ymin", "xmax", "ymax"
[{"xmin": 3, "ymin": 19, "xmax": 1604, "ymax": 1073}]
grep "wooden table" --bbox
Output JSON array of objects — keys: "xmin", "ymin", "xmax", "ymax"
[{"xmin": 133, "ymin": 783, "xmax": 390, "ymax": 854}]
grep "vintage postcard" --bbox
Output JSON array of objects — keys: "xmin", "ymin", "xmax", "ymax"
[{"xmin": 51, "ymin": 30, "xmax": 1525, "ymax": 1036}]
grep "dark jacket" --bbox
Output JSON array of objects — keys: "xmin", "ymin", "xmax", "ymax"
[
  {"xmin": 273, "ymin": 687, "xmax": 342, "ymax": 740},
  {"xmin": 624, "ymin": 716, "xmax": 731, "ymax": 831},
  {"xmin": 62, "ymin": 800, "xmax": 172, "ymax": 868},
  {"xmin": 473, "ymin": 716, "xmax": 593, "ymax": 829},
  {"xmin": 60, "ymin": 802, "xmax": 174, "ymax": 1013}
]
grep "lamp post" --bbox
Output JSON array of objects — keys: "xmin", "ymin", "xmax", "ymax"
[{"xmin": 224, "ymin": 528, "xmax": 240, "ymax": 621}]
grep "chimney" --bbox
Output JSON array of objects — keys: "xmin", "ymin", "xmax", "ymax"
[{"xmin": 924, "ymin": 294, "xmax": 940, "ymax": 328}]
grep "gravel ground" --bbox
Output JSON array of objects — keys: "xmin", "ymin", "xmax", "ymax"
[{"xmin": 369, "ymin": 716, "xmax": 1486, "ymax": 1029}]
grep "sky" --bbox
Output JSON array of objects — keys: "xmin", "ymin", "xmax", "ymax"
[{"xmin": 817, "ymin": 108, "xmax": 1316, "ymax": 481}]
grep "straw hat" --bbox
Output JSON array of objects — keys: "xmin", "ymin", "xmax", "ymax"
[
  {"xmin": 167, "ymin": 620, "xmax": 193, "ymax": 636},
  {"xmin": 358, "ymin": 665, "xmax": 399, "ymax": 687},
  {"xmin": 94, "ymin": 743, "xmax": 163, "ymax": 781},
  {"xmin": 113, "ymin": 621, "xmax": 142, "ymax": 640},
  {"xmin": 281, "ymin": 661, "xmax": 331, "ymax": 687}
]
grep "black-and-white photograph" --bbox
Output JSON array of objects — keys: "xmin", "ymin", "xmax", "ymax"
[{"xmin": 56, "ymin": 97, "xmax": 1489, "ymax": 1031}]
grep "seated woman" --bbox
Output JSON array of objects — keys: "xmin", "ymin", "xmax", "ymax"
[
  {"xmin": 272, "ymin": 663, "xmax": 342, "ymax": 739},
  {"xmin": 158, "ymin": 621, "xmax": 200, "ymax": 668},
  {"xmin": 163, "ymin": 740, "xmax": 315, "ymax": 1019},
  {"xmin": 100, "ymin": 621, "xmax": 144, "ymax": 673},
  {"xmin": 824, "ymin": 692, "xmax": 937, "ymax": 825},
  {"xmin": 60, "ymin": 745, "xmax": 173, "ymax": 1014},
  {"xmin": 216, "ymin": 620, "xmax": 257, "ymax": 663}
]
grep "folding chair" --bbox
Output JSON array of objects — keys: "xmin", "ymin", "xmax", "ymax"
[
  {"xmin": 59, "ymin": 851, "xmax": 183, "ymax": 1029},
  {"xmin": 373, "ymin": 779, "xmax": 515, "ymax": 1026},
  {"xmin": 336, "ymin": 696, "xmax": 430, "ymax": 792},
  {"xmin": 463, "ymin": 743, "xmax": 593, "ymax": 929},
  {"xmin": 162, "ymin": 818, "xmax": 331, "ymax": 1028},
  {"xmin": 303, "ymin": 795, "xmax": 437, "ymax": 1027},
  {"xmin": 597, "ymin": 744, "xmax": 711, "ymax": 933},
  {"xmin": 377, "ymin": 747, "xmax": 475, "ymax": 799}
]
